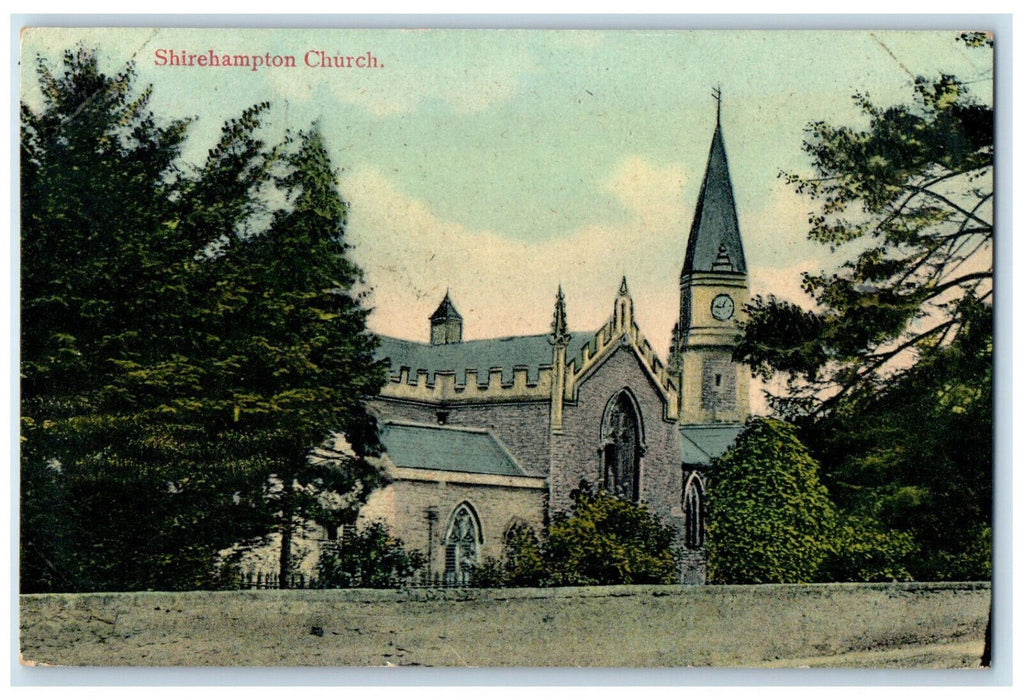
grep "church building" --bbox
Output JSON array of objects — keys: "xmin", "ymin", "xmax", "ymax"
[{"xmin": 359, "ymin": 110, "xmax": 751, "ymax": 584}]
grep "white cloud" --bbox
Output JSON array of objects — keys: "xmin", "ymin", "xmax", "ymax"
[
  {"xmin": 603, "ymin": 155, "xmax": 688, "ymax": 228},
  {"xmin": 342, "ymin": 165, "xmax": 686, "ymax": 357}
]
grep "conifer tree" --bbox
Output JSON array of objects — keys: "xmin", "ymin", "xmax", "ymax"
[
  {"xmin": 206, "ymin": 126, "xmax": 387, "ymax": 586},
  {"xmin": 20, "ymin": 48, "xmax": 385, "ymax": 591}
]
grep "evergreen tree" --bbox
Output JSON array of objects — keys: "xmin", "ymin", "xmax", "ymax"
[
  {"xmin": 20, "ymin": 48, "xmax": 385, "ymax": 591},
  {"xmin": 19, "ymin": 47, "xmax": 221, "ymax": 591},
  {"xmin": 206, "ymin": 126, "xmax": 387, "ymax": 585}
]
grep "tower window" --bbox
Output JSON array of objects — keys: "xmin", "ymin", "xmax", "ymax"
[{"xmin": 701, "ymin": 356, "xmax": 737, "ymax": 412}]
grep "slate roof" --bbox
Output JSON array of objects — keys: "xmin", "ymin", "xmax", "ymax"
[
  {"xmin": 376, "ymin": 333, "xmax": 594, "ymax": 385},
  {"xmin": 680, "ymin": 423, "xmax": 745, "ymax": 465},
  {"xmin": 430, "ymin": 292, "xmax": 462, "ymax": 322},
  {"xmin": 377, "ymin": 421, "xmax": 526, "ymax": 477},
  {"xmin": 682, "ymin": 120, "xmax": 748, "ymax": 275}
]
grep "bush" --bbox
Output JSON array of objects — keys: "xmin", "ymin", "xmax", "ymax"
[
  {"xmin": 469, "ymin": 556, "xmax": 506, "ymax": 588},
  {"xmin": 543, "ymin": 481, "xmax": 678, "ymax": 586},
  {"xmin": 316, "ymin": 521, "xmax": 424, "ymax": 589},
  {"xmin": 502, "ymin": 522, "xmax": 547, "ymax": 587}
]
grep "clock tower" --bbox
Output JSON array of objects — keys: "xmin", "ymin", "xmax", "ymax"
[{"xmin": 669, "ymin": 98, "xmax": 750, "ymax": 425}]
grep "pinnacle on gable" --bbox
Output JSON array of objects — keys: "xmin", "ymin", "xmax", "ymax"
[
  {"xmin": 618, "ymin": 276, "xmax": 630, "ymax": 297},
  {"xmin": 551, "ymin": 285, "xmax": 570, "ymax": 343}
]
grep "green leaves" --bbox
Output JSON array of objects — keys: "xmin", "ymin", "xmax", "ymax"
[
  {"xmin": 21, "ymin": 48, "xmax": 386, "ymax": 592},
  {"xmin": 498, "ymin": 483, "xmax": 679, "ymax": 587},
  {"xmin": 707, "ymin": 419, "xmax": 837, "ymax": 584},
  {"xmin": 315, "ymin": 522, "xmax": 424, "ymax": 589},
  {"xmin": 744, "ymin": 59, "xmax": 993, "ymax": 418}
]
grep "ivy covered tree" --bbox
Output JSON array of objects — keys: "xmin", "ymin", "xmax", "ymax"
[
  {"xmin": 20, "ymin": 47, "xmax": 385, "ymax": 592},
  {"xmin": 706, "ymin": 419, "xmax": 837, "ymax": 584}
]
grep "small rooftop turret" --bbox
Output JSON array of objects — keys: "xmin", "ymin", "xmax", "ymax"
[{"xmin": 430, "ymin": 291, "xmax": 463, "ymax": 345}]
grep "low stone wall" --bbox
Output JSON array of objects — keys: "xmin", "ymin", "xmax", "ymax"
[{"xmin": 20, "ymin": 581, "xmax": 990, "ymax": 667}]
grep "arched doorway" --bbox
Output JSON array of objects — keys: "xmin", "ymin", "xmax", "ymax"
[
  {"xmin": 444, "ymin": 502, "xmax": 481, "ymax": 585},
  {"xmin": 600, "ymin": 390, "xmax": 644, "ymax": 501}
]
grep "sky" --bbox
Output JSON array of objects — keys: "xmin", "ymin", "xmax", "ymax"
[{"xmin": 19, "ymin": 27, "xmax": 994, "ymax": 365}]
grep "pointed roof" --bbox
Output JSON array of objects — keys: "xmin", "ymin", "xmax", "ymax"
[
  {"xmin": 682, "ymin": 114, "xmax": 747, "ymax": 275},
  {"xmin": 551, "ymin": 285, "xmax": 569, "ymax": 342},
  {"xmin": 430, "ymin": 291, "xmax": 462, "ymax": 322}
]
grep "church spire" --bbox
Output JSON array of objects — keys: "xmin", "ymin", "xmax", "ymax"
[{"xmin": 682, "ymin": 93, "xmax": 747, "ymax": 276}]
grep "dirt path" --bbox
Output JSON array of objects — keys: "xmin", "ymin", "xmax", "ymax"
[{"xmin": 19, "ymin": 583, "xmax": 990, "ymax": 668}]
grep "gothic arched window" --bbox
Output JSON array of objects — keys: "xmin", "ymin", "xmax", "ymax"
[
  {"xmin": 683, "ymin": 476, "xmax": 705, "ymax": 549},
  {"xmin": 600, "ymin": 391, "xmax": 643, "ymax": 502},
  {"xmin": 444, "ymin": 502, "xmax": 481, "ymax": 585}
]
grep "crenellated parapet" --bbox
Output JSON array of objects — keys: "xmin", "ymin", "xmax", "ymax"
[{"xmin": 381, "ymin": 363, "xmax": 554, "ymax": 403}]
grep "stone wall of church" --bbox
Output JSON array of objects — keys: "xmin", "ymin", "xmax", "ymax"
[
  {"xmin": 368, "ymin": 397, "xmax": 552, "ymax": 477},
  {"xmin": 358, "ymin": 475, "xmax": 546, "ymax": 578},
  {"xmin": 549, "ymin": 345, "xmax": 684, "ymax": 528}
]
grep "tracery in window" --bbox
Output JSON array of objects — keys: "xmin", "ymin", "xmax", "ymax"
[
  {"xmin": 683, "ymin": 475, "xmax": 705, "ymax": 549},
  {"xmin": 601, "ymin": 391, "xmax": 643, "ymax": 502},
  {"xmin": 444, "ymin": 502, "xmax": 481, "ymax": 585}
]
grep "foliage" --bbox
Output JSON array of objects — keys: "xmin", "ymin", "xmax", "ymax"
[
  {"xmin": 706, "ymin": 419, "xmax": 836, "ymax": 584},
  {"xmin": 736, "ymin": 59, "xmax": 992, "ymax": 416},
  {"xmin": 20, "ymin": 47, "xmax": 385, "ymax": 592},
  {"xmin": 731, "ymin": 39, "xmax": 993, "ymax": 583},
  {"xmin": 467, "ymin": 522, "xmax": 546, "ymax": 588},
  {"xmin": 543, "ymin": 481, "xmax": 678, "ymax": 586},
  {"xmin": 315, "ymin": 522, "xmax": 424, "ymax": 589},
  {"xmin": 802, "ymin": 298, "xmax": 992, "ymax": 580},
  {"xmin": 501, "ymin": 522, "xmax": 547, "ymax": 587},
  {"xmin": 819, "ymin": 516, "xmax": 915, "ymax": 583},
  {"xmin": 465, "ymin": 485, "xmax": 677, "ymax": 588},
  {"xmin": 192, "ymin": 125, "xmax": 388, "ymax": 585},
  {"xmin": 468, "ymin": 556, "xmax": 507, "ymax": 588},
  {"xmin": 20, "ymin": 47, "xmax": 266, "ymax": 592}
]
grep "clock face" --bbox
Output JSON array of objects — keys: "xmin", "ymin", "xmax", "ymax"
[{"xmin": 711, "ymin": 294, "xmax": 735, "ymax": 321}]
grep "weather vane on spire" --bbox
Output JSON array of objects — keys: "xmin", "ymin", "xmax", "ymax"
[{"xmin": 712, "ymin": 84, "xmax": 722, "ymax": 122}]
